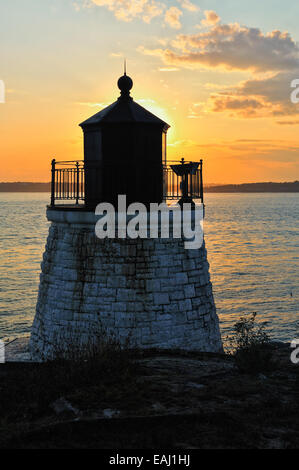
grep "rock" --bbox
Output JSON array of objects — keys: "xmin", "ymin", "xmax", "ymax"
[
  {"xmin": 258, "ymin": 374, "xmax": 267, "ymax": 381},
  {"xmin": 50, "ymin": 397, "xmax": 80, "ymax": 417},
  {"xmin": 152, "ymin": 402, "xmax": 166, "ymax": 412},
  {"xmin": 186, "ymin": 382, "xmax": 205, "ymax": 390},
  {"xmin": 102, "ymin": 409, "xmax": 121, "ymax": 419}
]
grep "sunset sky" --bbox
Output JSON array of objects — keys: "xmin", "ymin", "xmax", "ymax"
[{"xmin": 1, "ymin": 0, "xmax": 299, "ymax": 183}]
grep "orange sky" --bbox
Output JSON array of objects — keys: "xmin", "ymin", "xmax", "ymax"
[{"xmin": 1, "ymin": 0, "xmax": 299, "ymax": 184}]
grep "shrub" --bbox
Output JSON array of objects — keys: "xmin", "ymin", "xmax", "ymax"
[
  {"xmin": 48, "ymin": 323, "xmax": 135, "ymax": 389},
  {"xmin": 228, "ymin": 313, "xmax": 275, "ymax": 374}
]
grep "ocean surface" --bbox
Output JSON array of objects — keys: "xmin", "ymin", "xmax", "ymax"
[{"xmin": 0, "ymin": 193, "xmax": 298, "ymax": 346}]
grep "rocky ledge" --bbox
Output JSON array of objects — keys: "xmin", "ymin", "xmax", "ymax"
[{"xmin": 0, "ymin": 343, "xmax": 298, "ymax": 449}]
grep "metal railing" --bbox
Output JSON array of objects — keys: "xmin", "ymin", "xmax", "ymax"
[
  {"xmin": 51, "ymin": 160, "xmax": 85, "ymax": 206},
  {"xmin": 164, "ymin": 159, "xmax": 203, "ymax": 202},
  {"xmin": 50, "ymin": 158, "xmax": 204, "ymax": 207}
]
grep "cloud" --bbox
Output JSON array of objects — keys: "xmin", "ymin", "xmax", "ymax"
[
  {"xmin": 89, "ymin": 0, "xmax": 165, "ymax": 23},
  {"xmin": 210, "ymin": 94, "xmax": 270, "ymax": 118},
  {"xmin": 81, "ymin": 0, "xmax": 200, "ymax": 25},
  {"xmin": 177, "ymin": 0, "xmax": 199, "ymax": 12},
  {"xmin": 225, "ymin": 139, "xmax": 299, "ymax": 164},
  {"xmin": 87, "ymin": 0, "xmax": 199, "ymax": 25},
  {"xmin": 159, "ymin": 67, "xmax": 179, "ymax": 71},
  {"xmin": 187, "ymin": 102, "xmax": 206, "ymax": 118},
  {"xmin": 140, "ymin": 22, "xmax": 299, "ymax": 72},
  {"xmin": 164, "ymin": 6, "xmax": 183, "ymax": 29},
  {"xmin": 168, "ymin": 139, "xmax": 299, "ymax": 179},
  {"xmin": 74, "ymin": 101, "xmax": 109, "ymax": 107},
  {"xmin": 276, "ymin": 120, "xmax": 299, "ymax": 125},
  {"xmin": 136, "ymin": 98, "xmax": 156, "ymax": 104},
  {"xmin": 201, "ymin": 10, "xmax": 220, "ymax": 26},
  {"xmin": 168, "ymin": 139, "xmax": 199, "ymax": 147},
  {"xmin": 138, "ymin": 16, "xmax": 299, "ymax": 120},
  {"xmin": 199, "ymin": 138, "xmax": 299, "ymax": 161},
  {"xmin": 207, "ymin": 71, "xmax": 299, "ymax": 118}
]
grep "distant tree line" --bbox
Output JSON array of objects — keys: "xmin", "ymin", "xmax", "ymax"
[
  {"xmin": 205, "ymin": 181, "xmax": 299, "ymax": 193},
  {"xmin": 0, "ymin": 181, "xmax": 298, "ymax": 193},
  {"xmin": 0, "ymin": 183, "xmax": 51, "ymax": 192}
]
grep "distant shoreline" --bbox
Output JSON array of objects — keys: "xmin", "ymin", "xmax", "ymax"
[
  {"xmin": 205, "ymin": 181, "xmax": 299, "ymax": 193},
  {"xmin": 0, "ymin": 181, "xmax": 298, "ymax": 193}
]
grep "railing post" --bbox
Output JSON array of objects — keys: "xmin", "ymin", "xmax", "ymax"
[
  {"xmin": 51, "ymin": 159, "xmax": 56, "ymax": 207},
  {"xmin": 200, "ymin": 159, "xmax": 204, "ymax": 204},
  {"xmin": 76, "ymin": 161, "xmax": 80, "ymax": 205}
]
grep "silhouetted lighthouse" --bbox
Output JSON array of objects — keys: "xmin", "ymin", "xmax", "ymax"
[{"xmin": 30, "ymin": 72, "xmax": 222, "ymax": 360}]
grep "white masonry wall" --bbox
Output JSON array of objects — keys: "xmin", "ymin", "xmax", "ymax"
[{"xmin": 29, "ymin": 210, "xmax": 223, "ymax": 360}]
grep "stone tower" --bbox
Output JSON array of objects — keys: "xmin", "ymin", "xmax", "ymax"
[{"xmin": 29, "ymin": 72, "xmax": 222, "ymax": 360}]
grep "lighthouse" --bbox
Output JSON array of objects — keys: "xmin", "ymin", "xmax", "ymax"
[{"xmin": 29, "ymin": 72, "xmax": 222, "ymax": 360}]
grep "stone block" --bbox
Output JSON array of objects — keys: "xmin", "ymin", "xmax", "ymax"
[
  {"xmin": 175, "ymin": 272, "xmax": 188, "ymax": 285},
  {"xmin": 153, "ymin": 293, "xmax": 170, "ymax": 305},
  {"xmin": 116, "ymin": 288, "xmax": 136, "ymax": 302},
  {"xmin": 169, "ymin": 291, "xmax": 185, "ymax": 301},
  {"xmin": 146, "ymin": 279, "xmax": 161, "ymax": 292},
  {"xmin": 179, "ymin": 299, "xmax": 192, "ymax": 312},
  {"xmin": 184, "ymin": 285, "xmax": 195, "ymax": 298}
]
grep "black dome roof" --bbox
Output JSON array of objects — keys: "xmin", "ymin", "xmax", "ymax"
[{"xmin": 80, "ymin": 74, "xmax": 170, "ymax": 130}]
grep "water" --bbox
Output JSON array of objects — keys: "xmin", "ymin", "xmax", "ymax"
[
  {"xmin": 204, "ymin": 193, "xmax": 299, "ymax": 343},
  {"xmin": 0, "ymin": 193, "xmax": 298, "ymax": 344}
]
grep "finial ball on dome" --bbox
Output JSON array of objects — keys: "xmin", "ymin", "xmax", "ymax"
[{"xmin": 118, "ymin": 74, "xmax": 133, "ymax": 95}]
